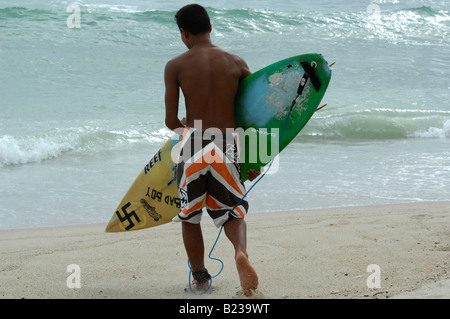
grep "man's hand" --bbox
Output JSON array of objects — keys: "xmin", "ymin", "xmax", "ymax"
[{"xmin": 247, "ymin": 168, "xmax": 262, "ymax": 182}]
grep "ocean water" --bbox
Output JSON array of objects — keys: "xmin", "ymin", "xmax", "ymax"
[{"xmin": 1, "ymin": 0, "xmax": 449, "ymax": 229}]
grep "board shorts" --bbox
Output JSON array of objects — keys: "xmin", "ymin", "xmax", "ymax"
[{"xmin": 172, "ymin": 127, "xmax": 249, "ymax": 228}]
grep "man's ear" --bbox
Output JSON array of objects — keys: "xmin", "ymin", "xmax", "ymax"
[{"xmin": 180, "ymin": 28, "xmax": 189, "ymax": 39}]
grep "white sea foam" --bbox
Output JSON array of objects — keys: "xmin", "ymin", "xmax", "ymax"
[
  {"xmin": 0, "ymin": 127, "xmax": 173, "ymax": 167},
  {"xmin": 0, "ymin": 135, "xmax": 74, "ymax": 167},
  {"xmin": 413, "ymin": 119, "xmax": 450, "ymax": 138}
]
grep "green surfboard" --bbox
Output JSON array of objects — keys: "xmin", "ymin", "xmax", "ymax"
[
  {"xmin": 236, "ymin": 53, "xmax": 332, "ymax": 180},
  {"xmin": 106, "ymin": 53, "xmax": 332, "ymax": 232}
]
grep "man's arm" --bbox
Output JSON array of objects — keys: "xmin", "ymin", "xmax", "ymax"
[
  {"xmin": 164, "ymin": 59, "xmax": 184, "ymax": 133},
  {"xmin": 235, "ymin": 54, "xmax": 251, "ymax": 80}
]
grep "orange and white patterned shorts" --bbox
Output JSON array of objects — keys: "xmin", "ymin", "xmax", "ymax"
[{"xmin": 172, "ymin": 127, "xmax": 248, "ymax": 228}]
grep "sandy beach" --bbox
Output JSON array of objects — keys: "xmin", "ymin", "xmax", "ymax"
[{"xmin": 0, "ymin": 201, "xmax": 448, "ymax": 299}]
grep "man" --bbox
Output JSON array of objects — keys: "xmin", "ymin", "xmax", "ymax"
[{"xmin": 164, "ymin": 4, "xmax": 259, "ymax": 296}]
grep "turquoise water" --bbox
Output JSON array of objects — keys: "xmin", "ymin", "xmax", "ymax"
[{"xmin": 1, "ymin": 0, "xmax": 449, "ymax": 229}]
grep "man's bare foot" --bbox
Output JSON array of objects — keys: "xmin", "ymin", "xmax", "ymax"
[{"xmin": 235, "ymin": 251, "xmax": 258, "ymax": 297}]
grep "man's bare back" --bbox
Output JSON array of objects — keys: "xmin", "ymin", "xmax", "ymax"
[{"xmin": 164, "ymin": 32, "xmax": 251, "ymax": 131}]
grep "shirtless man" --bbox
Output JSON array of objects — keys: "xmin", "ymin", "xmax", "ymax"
[{"xmin": 164, "ymin": 4, "xmax": 259, "ymax": 296}]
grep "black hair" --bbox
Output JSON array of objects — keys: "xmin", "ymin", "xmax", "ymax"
[{"xmin": 175, "ymin": 4, "xmax": 211, "ymax": 35}]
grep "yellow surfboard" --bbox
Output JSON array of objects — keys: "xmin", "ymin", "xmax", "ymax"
[{"xmin": 105, "ymin": 138, "xmax": 181, "ymax": 232}]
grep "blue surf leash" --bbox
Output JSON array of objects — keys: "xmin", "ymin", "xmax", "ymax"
[{"xmin": 187, "ymin": 93, "xmax": 301, "ymax": 295}]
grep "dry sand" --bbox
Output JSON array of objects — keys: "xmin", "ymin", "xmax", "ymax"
[{"xmin": 0, "ymin": 201, "xmax": 449, "ymax": 299}]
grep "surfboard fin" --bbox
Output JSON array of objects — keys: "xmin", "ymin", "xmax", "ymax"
[{"xmin": 316, "ymin": 103, "xmax": 328, "ymax": 111}]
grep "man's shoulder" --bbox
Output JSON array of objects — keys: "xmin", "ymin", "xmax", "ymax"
[
  {"xmin": 222, "ymin": 50, "xmax": 251, "ymax": 78},
  {"xmin": 166, "ymin": 53, "xmax": 185, "ymax": 67},
  {"xmin": 164, "ymin": 52, "xmax": 189, "ymax": 76},
  {"xmin": 216, "ymin": 47, "xmax": 244, "ymax": 63}
]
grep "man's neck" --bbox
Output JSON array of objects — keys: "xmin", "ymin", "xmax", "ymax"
[{"xmin": 188, "ymin": 35, "xmax": 213, "ymax": 50}]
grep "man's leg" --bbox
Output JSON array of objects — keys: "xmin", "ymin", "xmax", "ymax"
[
  {"xmin": 223, "ymin": 217, "xmax": 258, "ymax": 296},
  {"xmin": 182, "ymin": 221, "xmax": 212, "ymax": 291},
  {"xmin": 182, "ymin": 221, "xmax": 205, "ymax": 271}
]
